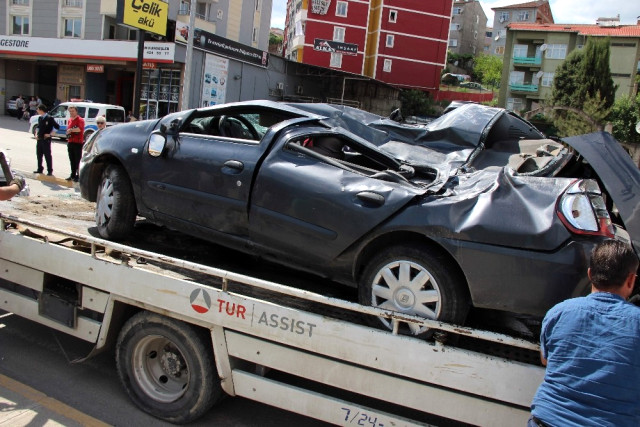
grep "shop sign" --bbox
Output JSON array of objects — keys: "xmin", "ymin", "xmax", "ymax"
[
  {"xmin": 0, "ymin": 36, "xmax": 175, "ymax": 63},
  {"xmin": 175, "ymin": 22, "xmax": 269, "ymax": 68},
  {"xmin": 313, "ymin": 39, "xmax": 358, "ymax": 56},
  {"xmin": 86, "ymin": 64, "xmax": 104, "ymax": 73},
  {"xmin": 201, "ymin": 54, "xmax": 229, "ymax": 107},
  {"xmin": 117, "ymin": 0, "xmax": 168, "ymax": 37},
  {"xmin": 143, "ymin": 62, "xmax": 157, "ymax": 69}
]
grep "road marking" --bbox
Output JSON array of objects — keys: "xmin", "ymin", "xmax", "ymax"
[{"xmin": 0, "ymin": 373, "xmax": 110, "ymax": 427}]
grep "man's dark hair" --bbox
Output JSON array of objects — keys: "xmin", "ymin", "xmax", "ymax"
[
  {"xmin": 590, "ymin": 240, "xmax": 639, "ymax": 290},
  {"xmin": 37, "ymin": 104, "xmax": 47, "ymax": 112}
]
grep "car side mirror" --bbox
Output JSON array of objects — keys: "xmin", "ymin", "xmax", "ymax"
[{"xmin": 148, "ymin": 132, "xmax": 166, "ymax": 157}]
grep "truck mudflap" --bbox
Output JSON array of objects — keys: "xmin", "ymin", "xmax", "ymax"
[{"xmin": 0, "ymin": 214, "xmax": 544, "ymax": 426}]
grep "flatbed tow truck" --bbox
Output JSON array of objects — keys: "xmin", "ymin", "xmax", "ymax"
[{"xmin": 0, "ymin": 212, "xmax": 545, "ymax": 426}]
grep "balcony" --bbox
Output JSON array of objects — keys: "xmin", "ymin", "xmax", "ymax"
[
  {"xmin": 510, "ymin": 84, "xmax": 539, "ymax": 93},
  {"xmin": 513, "ymin": 56, "xmax": 541, "ymax": 66}
]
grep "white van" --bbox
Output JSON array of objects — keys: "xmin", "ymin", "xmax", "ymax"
[{"xmin": 29, "ymin": 102, "xmax": 126, "ymax": 140}]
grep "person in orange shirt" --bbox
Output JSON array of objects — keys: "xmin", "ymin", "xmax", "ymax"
[{"xmin": 65, "ymin": 105, "xmax": 85, "ymax": 182}]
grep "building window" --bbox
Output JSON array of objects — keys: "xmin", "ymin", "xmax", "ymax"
[
  {"xmin": 11, "ymin": 0, "xmax": 29, "ymax": 5},
  {"xmin": 383, "ymin": 59, "xmax": 392, "ymax": 72},
  {"xmin": 506, "ymin": 97, "xmax": 524, "ymax": 112},
  {"xmin": 333, "ymin": 26, "xmax": 345, "ymax": 42},
  {"xmin": 179, "ymin": 0, "xmax": 189, "ymax": 15},
  {"xmin": 513, "ymin": 44, "xmax": 528, "ymax": 57},
  {"xmin": 449, "ymin": 39, "xmax": 458, "ymax": 47},
  {"xmin": 11, "ymin": 15, "xmax": 29, "ymax": 35},
  {"xmin": 495, "ymin": 46, "xmax": 505, "ymax": 55},
  {"xmin": 63, "ymin": 0, "xmax": 82, "ymax": 6},
  {"xmin": 195, "ymin": 2, "xmax": 208, "ymax": 20},
  {"xmin": 450, "ymin": 23, "xmax": 460, "ymax": 31},
  {"xmin": 330, "ymin": 52, "xmax": 342, "ymax": 68},
  {"xmin": 336, "ymin": 1, "xmax": 348, "ymax": 17},
  {"xmin": 499, "ymin": 11, "xmax": 509, "ymax": 23},
  {"xmin": 453, "ymin": 7, "xmax": 462, "ymax": 15},
  {"xmin": 541, "ymin": 72, "xmax": 555, "ymax": 87},
  {"xmin": 252, "ymin": 27, "xmax": 258, "ymax": 43},
  {"xmin": 128, "ymin": 28, "xmax": 138, "ymax": 40},
  {"xmin": 389, "ymin": 10, "xmax": 397, "ymax": 23},
  {"xmin": 108, "ymin": 24, "xmax": 115, "ymax": 39},
  {"xmin": 545, "ymin": 44, "xmax": 567, "ymax": 59},
  {"xmin": 386, "ymin": 34, "xmax": 394, "ymax": 47},
  {"xmin": 63, "ymin": 18, "xmax": 82, "ymax": 38},
  {"xmin": 517, "ymin": 11, "xmax": 529, "ymax": 21},
  {"xmin": 509, "ymin": 71, "xmax": 524, "ymax": 85}
]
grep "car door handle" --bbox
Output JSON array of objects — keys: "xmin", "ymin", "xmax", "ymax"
[
  {"xmin": 223, "ymin": 160, "xmax": 244, "ymax": 172},
  {"xmin": 356, "ymin": 191, "xmax": 385, "ymax": 207}
]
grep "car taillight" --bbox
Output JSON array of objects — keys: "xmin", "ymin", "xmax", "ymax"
[{"xmin": 558, "ymin": 180, "xmax": 615, "ymax": 237}]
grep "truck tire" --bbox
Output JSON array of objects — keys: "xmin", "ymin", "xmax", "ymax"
[
  {"xmin": 359, "ymin": 244, "xmax": 469, "ymax": 337},
  {"xmin": 116, "ymin": 311, "xmax": 223, "ymax": 424},
  {"xmin": 96, "ymin": 164, "xmax": 136, "ymax": 240}
]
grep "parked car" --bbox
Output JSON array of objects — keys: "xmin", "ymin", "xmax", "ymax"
[
  {"xmin": 459, "ymin": 81, "xmax": 489, "ymax": 91},
  {"xmin": 78, "ymin": 100, "xmax": 640, "ymax": 336},
  {"xmin": 29, "ymin": 101, "xmax": 125, "ymax": 140},
  {"xmin": 6, "ymin": 96, "xmax": 52, "ymax": 117}
]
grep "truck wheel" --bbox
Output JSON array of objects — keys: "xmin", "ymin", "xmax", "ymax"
[
  {"xmin": 359, "ymin": 244, "xmax": 469, "ymax": 337},
  {"xmin": 95, "ymin": 164, "xmax": 136, "ymax": 240},
  {"xmin": 116, "ymin": 311, "xmax": 223, "ymax": 424}
]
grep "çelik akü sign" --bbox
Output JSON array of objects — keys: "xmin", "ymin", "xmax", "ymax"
[{"xmin": 117, "ymin": 0, "xmax": 168, "ymax": 37}]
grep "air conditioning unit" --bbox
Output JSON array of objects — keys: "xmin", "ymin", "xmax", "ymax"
[
  {"xmin": 296, "ymin": 85, "xmax": 304, "ymax": 95},
  {"xmin": 276, "ymin": 82, "xmax": 284, "ymax": 91}
]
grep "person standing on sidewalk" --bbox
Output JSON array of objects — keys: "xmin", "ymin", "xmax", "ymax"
[
  {"xmin": 34, "ymin": 104, "xmax": 59, "ymax": 176},
  {"xmin": 15, "ymin": 95, "xmax": 24, "ymax": 120},
  {"xmin": 65, "ymin": 105, "xmax": 84, "ymax": 182},
  {"xmin": 530, "ymin": 239, "xmax": 640, "ymax": 427}
]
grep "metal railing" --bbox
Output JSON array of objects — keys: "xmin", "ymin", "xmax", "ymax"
[
  {"xmin": 513, "ymin": 56, "xmax": 541, "ymax": 66},
  {"xmin": 510, "ymin": 84, "xmax": 539, "ymax": 92},
  {"xmin": 11, "ymin": 0, "xmax": 29, "ymax": 5},
  {"xmin": 64, "ymin": 0, "xmax": 83, "ymax": 7}
]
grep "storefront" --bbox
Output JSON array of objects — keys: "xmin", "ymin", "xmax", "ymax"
[{"xmin": 0, "ymin": 35, "xmax": 177, "ymax": 115}]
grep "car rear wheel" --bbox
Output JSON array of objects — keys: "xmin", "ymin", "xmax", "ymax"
[
  {"xmin": 359, "ymin": 244, "xmax": 469, "ymax": 336},
  {"xmin": 96, "ymin": 164, "xmax": 136, "ymax": 240}
]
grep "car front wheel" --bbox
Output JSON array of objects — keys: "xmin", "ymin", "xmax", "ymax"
[
  {"xmin": 95, "ymin": 164, "xmax": 136, "ymax": 240},
  {"xmin": 359, "ymin": 244, "xmax": 469, "ymax": 336}
]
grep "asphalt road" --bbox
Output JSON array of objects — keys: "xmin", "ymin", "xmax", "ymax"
[{"xmin": 0, "ymin": 115, "xmax": 329, "ymax": 426}]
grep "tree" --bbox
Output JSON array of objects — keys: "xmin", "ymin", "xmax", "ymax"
[
  {"xmin": 399, "ymin": 89, "xmax": 434, "ymax": 117},
  {"xmin": 472, "ymin": 54, "xmax": 502, "ymax": 88},
  {"xmin": 608, "ymin": 94, "xmax": 640, "ymax": 144},
  {"xmin": 549, "ymin": 37, "xmax": 618, "ymax": 136}
]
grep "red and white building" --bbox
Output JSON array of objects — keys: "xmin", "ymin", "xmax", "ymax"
[{"xmin": 283, "ymin": 0, "xmax": 453, "ymax": 92}]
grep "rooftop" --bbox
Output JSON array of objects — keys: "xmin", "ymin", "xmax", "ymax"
[
  {"xmin": 508, "ymin": 23, "xmax": 640, "ymax": 37},
  {"xmin": 492, "ymin": 0, "xmax": 548, "ymax": 11}
]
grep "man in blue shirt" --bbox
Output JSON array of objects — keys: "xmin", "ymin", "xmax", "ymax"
[{"xmin": 530, "ymin": 240, "xmax": 640, "ymax": 427}]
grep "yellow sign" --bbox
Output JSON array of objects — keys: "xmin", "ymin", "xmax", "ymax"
[{"xmin": 121, "ymin": 0, "xmax": 168, "ymax": 36}]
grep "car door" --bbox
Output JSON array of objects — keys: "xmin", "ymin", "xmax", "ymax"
[
  {"xmin": 48, "ymin": 105, "xmax": 68, "ymax": 137},
  {"xmin": 249, "ymin": 133, "xmax": 426, "ymax": 264},
  {"xmin": 139, "ymin": 123, "xmax": 267, "ymax": 236}
]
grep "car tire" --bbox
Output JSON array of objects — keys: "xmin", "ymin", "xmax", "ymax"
[
  {"xmin": 359, "ymin": 244, "xmax": 469, "ymax": 336},
  {"xmin": 95, "ymin": 164, "xmax": 136, "ymax": 240},
  {"xmin": 116, "ymin": 311, "xmax": 223, "ymax": 423}
]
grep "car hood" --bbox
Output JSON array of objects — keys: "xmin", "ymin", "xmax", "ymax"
[{"xmin": 562, "ymin": 132, "xmax": 640, "ymax": 256}]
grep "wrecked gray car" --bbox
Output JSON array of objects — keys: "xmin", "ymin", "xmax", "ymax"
[{"xmin": 79, "ymin": 101, "xmax": 640, "ymax": 335}]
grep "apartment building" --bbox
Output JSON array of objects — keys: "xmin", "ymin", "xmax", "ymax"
[
  {"xmin": 283, "ymin": 0, "xmax": 452, "ymax": 92},
  {"xmin": 498, "ymin": 21, "xmax": 640, "ymax": 113},
  {"xmin": 448, "ymin": 0, "xmax": 488, "ymax": 57},
  {"xmin": 490, "ymin": 0, "xmax": 554, "ymax": 56},
  {"xmin": 0, "ymin": 0, "xmax": 272, "ymax": 119}
]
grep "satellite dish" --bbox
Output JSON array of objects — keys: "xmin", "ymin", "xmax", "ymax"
[
  {"xmin": 536, "ymin": 70, "xmax": 544, "ymax": 79},
  {"xmin": 494, "ymin": 35, "xmax": 500, "ymax": 41},
  {"xmin": 636, "ymin": 121, "xmax": 640, "ymax": 135},
  {"xmin": 540, "ymin": 44, "xmax": 548, "ymax": 52}
]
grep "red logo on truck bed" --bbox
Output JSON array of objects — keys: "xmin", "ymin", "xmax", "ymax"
[{"xmin": 190, "ymin": 288, "xmax": 211, "ymax": 313}]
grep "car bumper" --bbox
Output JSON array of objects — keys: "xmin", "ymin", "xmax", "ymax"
[{"xmin": 439, "ymin": 238, "xmax": 598, "ymax": 317}]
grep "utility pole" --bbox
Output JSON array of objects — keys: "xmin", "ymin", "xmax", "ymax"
[{"xmin": 181, "ymin": 0, "xmax": 197, "ymax": 110}]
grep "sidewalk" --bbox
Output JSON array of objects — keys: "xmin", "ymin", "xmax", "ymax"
[{"xmin": 0, "ymin": 373, "xmax": 109, "ymax": 427}]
